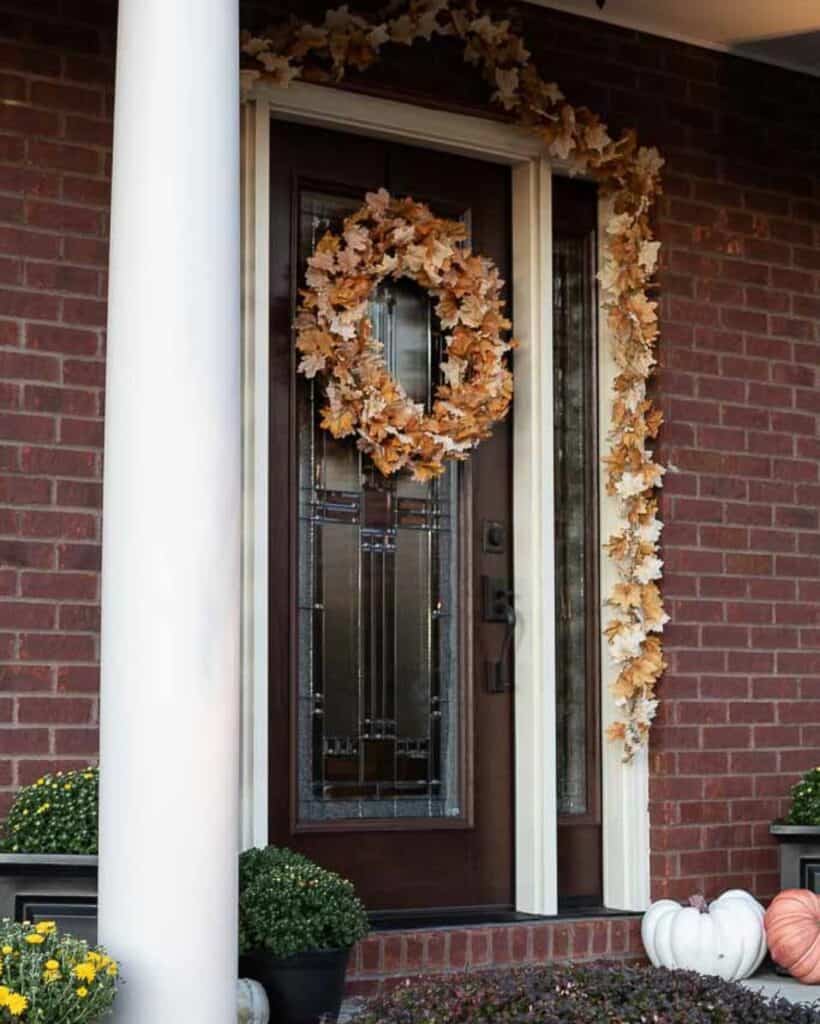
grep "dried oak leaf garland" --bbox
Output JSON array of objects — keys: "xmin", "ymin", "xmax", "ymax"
[
  {"xmin": 240, "ymin": 0, "xmax": 668, "ymax": 760},
  {"xmin": 296, "ymin": 190, "xmax": 514, "ymax": 481}
]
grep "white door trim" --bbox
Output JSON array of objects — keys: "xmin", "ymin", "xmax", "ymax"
[
  {"xmin": 239, "ymin": 80, "xmax": 649, "ymax": 914},
  {"xmin": 510, "ymin": 156, "xmax": 557, "ymax": 914},
  {"xmin": 598, "ymin": 198, "xmax": 651, "ymax": 911}
]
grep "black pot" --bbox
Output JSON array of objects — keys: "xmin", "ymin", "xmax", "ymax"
[{"xmin": 239, "ymin": 947, "xmax": 351, "ymax": 1024}]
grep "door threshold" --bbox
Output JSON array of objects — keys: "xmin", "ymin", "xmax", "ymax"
[{"xmin": 369, "ymin": 904, "xmax": 635, "ymax": 931}]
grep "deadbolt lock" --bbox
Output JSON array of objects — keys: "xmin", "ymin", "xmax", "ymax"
[{"xmin": 481, "ymin": 519, "xmax": 506, "ymax": 554}]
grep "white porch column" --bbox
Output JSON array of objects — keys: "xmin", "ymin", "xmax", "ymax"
[{"xmin": 98, "ymin": 1, "xmax": 240, "ymax": 1022}]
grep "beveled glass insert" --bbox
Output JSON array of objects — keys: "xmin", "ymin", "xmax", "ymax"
[
  {"xmin": 554, "ymin": 222, "xmax": 597, "ymax": 817},
  {"xmin": 296, "ymin": 189, "xmax": 461, "ymax": 822}
]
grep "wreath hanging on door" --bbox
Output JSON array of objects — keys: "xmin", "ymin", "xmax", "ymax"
[
  {"xmin": 296, "ymin": 188, "xmax": 514, "ymax": 481},
  {"xmin": 240, "ymin": 0, "xmax": 668, "ymax": 760}
]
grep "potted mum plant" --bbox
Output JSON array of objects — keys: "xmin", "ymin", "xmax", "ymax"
[
  {"xmin": 771, "ymin": 766, "xmax": 820, "ymax": 892},
  {"xmin": 0, "ymin": 768, "xmax": 99, "ymax": 939},
  {"xmin": 238, "ymin": 846, "xmax": 368, "ymax": 1024},
  {"xmin": 0, "ymin": 917, "xmax": 119, "ymax": 1022}
]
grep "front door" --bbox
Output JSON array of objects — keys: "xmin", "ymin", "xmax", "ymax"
[{"xmin": 268, "ymin": 120, "xmax": 515, "ymax": 912}]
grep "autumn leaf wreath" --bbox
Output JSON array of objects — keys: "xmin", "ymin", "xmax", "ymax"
[{"xmin": 296, "ymin": 187, "xmax": 515, "ymax": 481}]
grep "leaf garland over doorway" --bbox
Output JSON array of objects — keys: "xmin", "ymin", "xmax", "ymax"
[{"xmin": 239, "ymin": 0, "xmax": 668, "ymax": 761}]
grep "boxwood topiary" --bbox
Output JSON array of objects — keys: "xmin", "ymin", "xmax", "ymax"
[
  {"xmin": 786, "ymin": 766, "xmax": 820, "ymax": 826},
  {"xmin": 238, "ymin": 846, "xmax": 369, "ymax": 957},
  {"xmin": 351, "ymin": 963, "xmax": 820, "ymax": 1024},
  {"xmin": 0, "ymin": 766, "xmax": 99, "ymax": 854}
]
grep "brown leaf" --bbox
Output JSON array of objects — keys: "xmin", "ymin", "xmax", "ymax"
[
  {"xmin": 640, "ymin": 583, "xmax": 666, "ymax": 630},
  {"xmin": 605, "ymin": 531, "xmax": 631, "ymax": 561},
  {"xmin": 609, "ymin": 582, "xmax": 642, "ymax": 612}
]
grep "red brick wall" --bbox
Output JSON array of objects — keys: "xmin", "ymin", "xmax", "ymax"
[
  {"xmin": 1, "ymin": 1, "xmax": 819, "ymax": 904},
  {"xmin": 345, "ymin": 915, "xmax": 644, "ymax": 997},
  {"xmin": 0, "ymin": 2, "xmax": 115, "ymax": 814},
  {"xmin": 505, "ymin": 4, "xmax": 820, "ymax": 904},
  {"xmin": 589, "ymin": 38, "xmax": 818, "ymax": 904}
]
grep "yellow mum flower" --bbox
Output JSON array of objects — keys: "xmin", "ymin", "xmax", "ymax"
[
  {"xmin": 45, "ymin": 960, "xmax": 60, "ymax": 971},
  {"xmin": 74, "ymin": 962, "xmax": 96, "ymax": 982},
  {"xmin": 1, "ymin": 945, "xmax": 12, "ymax": 954},
  {"xmin": 35, "ymin": 920, "xmax": 56, "ymax": 935},
  {"xmin": 43, "ymin": 969, "xmax": 61, "ymax": 984},
  {"xmin": 0, "ymin": 986, "xmax": 9, "ymax": 1007},
  {"xmin": 76, "ymin": 987, "xmax": 89, "ymax": 999},
  {"xmin": 106, "ymin": 963, "xmax": 119, "ymax": 977},
  {"xmin": 25, "ymin": 934, "xmax": 45, "ymax": 945},
  {"xmin": 7, "ymin": 992, "xmax": 28, "ymax": 1016}
]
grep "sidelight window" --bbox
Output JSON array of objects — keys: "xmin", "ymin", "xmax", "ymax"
[{"xmin": 553, "ymin": 177, "xmax": 601, "ymax": 823}]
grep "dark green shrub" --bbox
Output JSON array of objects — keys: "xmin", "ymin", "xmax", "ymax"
[
  {"xmin": 352, "ymin": 963, "xmax": 820, "ymax": 1024},
  {"xmin": 0, "ymin": 766, "xmax": 98, "ymax": 854},
  {"xmin": 238, "ymin": 846, "xmax": 369, "ymax": 957},
  {"xmin": 786, "ymin": 766, "xmax": 820, "ymax": 825}
]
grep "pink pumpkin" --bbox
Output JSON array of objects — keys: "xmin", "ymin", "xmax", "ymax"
[{"xmin": 765, "ymin": 889, "xmax": 820, "ymax": 983}]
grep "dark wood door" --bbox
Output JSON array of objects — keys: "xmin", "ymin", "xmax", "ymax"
[{"xmin": 268, "ymin": 119, "xmax": 514, "ymax": 912}]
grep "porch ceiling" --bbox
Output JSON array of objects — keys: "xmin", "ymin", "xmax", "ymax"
[{"xmin": 528, "ymin": 0, "xmax": 820, "ymax": 77}]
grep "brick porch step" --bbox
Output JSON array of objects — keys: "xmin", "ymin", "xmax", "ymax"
[{"xmin": 346, "ymin": 914, "xmax": 644, "ymax": 997}]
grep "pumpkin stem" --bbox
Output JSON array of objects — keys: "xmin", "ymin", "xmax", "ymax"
[{"xmin": 688, "ymin": 893, "xmax": 709, "ymax": 914}]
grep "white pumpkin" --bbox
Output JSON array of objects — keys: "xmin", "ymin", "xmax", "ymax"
[
  {"xmin": 641, "ymin": 889, "xmax": 767, "ymax": 982},
  {"xmin": 237, "ymin": 978, "xmax": 270, "ymax": 1024}
]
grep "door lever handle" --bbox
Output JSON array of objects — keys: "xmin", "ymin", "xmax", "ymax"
[{"xmin": 486, "ymin": 590, "xmax": 515, "ymax": 694}]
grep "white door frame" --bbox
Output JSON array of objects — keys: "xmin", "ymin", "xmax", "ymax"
[{"xmin": 239, "ymin": 80, "xmax": 650, "ymax": 914}]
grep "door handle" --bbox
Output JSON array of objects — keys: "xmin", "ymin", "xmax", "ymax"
[{"xmin": 482, "ymin": 576, "xmax": 515, "ymax": 693}]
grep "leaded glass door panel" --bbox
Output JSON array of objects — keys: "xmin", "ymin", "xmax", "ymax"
[
  {"xmin": 296, "ymin": 191, "xmax": 462, "ymax": 824},
  {"xmin": 268, "ymin": 120, "xmax": 514, "ymax": 911}
]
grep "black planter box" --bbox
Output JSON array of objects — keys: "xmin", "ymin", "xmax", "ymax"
[
  {"xmin": 770, "ymin": 822, "xmax": 820, "ymax": 892},
  {"xmin": 0, "ymin": 853, "xmax": 98, "ymax": 943},
  {"xmin": 240, "ymin": 947, "xmax": 350, "ymax": 1024}
]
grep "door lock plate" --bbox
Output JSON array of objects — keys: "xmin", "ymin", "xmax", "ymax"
[{"xmin": 482, "ymin": 575, "xmax": 512, "ymax": 623}]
